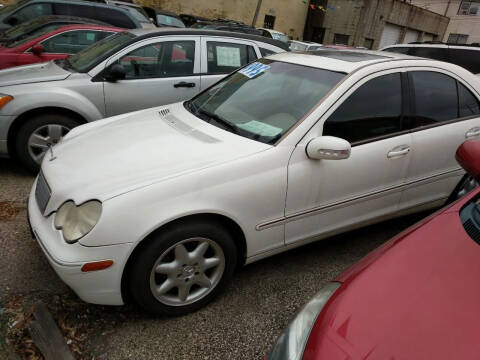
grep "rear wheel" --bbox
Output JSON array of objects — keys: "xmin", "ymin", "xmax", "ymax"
[
  {"xmin": 15, "ymin": 113, "xmax": 80, "ymax": 172},
  {"xmin": 128, "ymin": 221, "xmax": 237, "ymax": 316}
]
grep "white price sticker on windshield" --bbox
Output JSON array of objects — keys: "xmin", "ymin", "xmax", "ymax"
[{"xmin": 239, "ymin": 62, "xmax": 270, "ymax": 78}]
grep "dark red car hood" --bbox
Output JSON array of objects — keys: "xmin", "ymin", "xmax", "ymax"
[{"xmin": 304, "ymin": 189, "xmax": 480, "ymax": 360}]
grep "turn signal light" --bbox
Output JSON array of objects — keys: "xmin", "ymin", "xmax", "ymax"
[
  {"xmin": 0, "ymin": 96, "xmax": 13, "ymax": 109},
  {"xmin": 81, "ymin": 260, "xmax": 114, "ymax": 272}
]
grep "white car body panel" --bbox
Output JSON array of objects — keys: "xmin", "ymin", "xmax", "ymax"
[{"xmin": 28, "ymin": 52, "xmax": 480, "ymax": 305}]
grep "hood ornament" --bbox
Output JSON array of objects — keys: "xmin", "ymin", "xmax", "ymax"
[{"xmin": 48, "ymin": 144, "xmax": 56, "ymax": 161}]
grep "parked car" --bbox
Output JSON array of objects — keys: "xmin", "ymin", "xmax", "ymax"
[
  {"xmin": 142, "ymin": 8, "xmax": 185, "ymax": 28},
  {"xmin": 257, "ymin": 28, "xmax": 289, "ymax": 44},
  {"xmin": 0, "ymin": 28, "xmax": 288, "ymax": 170},
  {"xmin": 0, "ymin": 0, "xmax": 153, "ymax": 30},
  {"xmin": 192, "ymin": 20, "xmax": 262, "ymax": 36},
  {"xmin": 289, "ymin": 40, "xmax": 323, "ymax": 51},
  {"xmin": 0, "ymin": 15, "xmax": 109, "ymax": 44},
  {"xmin": 100, "ymin": 0, "xmax": 155, "ymax": 29},
  {"xmin": 0, "ymin": 24, "xmax": 122, "ymax": 70},
  {"xmin": 27, "ymin": 50, "xmax": 480, "ymax": 316},
  {"xmin": 267, "ymin": 140, "xmax": 480, "ymax": 360},
  {"xmin": 381, "ymin": 42, "xmax": 480, "ymax": 74},
  {"xmin": 179, "ymin": 13, "xmax": 210, "ymax": 27}
]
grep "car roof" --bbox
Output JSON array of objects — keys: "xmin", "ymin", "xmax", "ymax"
[
  {"xmin": 383, "ymin": 43, "xmax": 480, "ymax": 51},
  {"xmin": 268, "ymin": 50, "xmax": 415, "ymax": 73},
  {"xmin": 126, "ymin": 28, "xmax": 290, "ymax": 50}
]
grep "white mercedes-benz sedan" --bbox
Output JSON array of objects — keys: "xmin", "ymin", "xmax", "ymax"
[{"xmin": 28, "ymin": 50, "xmax": 480, "ymax": 315}]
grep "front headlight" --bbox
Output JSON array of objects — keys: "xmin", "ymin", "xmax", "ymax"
[
  {"xmin": 0, "ymin": 94, "xmax": 13, "ymax": 110},
  {"xmin": 267, "ymin": 282, "xmax": 341, "ymax": 360},
  {"xmin": 54, "ymin": 200, "xmax": 102, "ymax": 243}
]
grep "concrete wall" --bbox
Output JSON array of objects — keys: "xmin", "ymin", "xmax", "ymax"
[
  {"xmin": 145, "ymin": 0, "xmax": 309, "ymax": 40},
  {"xmin": 308, "ymin": 0, "xmax": 449, "ymax": 49},
  {"xmin": 412, "ymin": 0, "xmax": 480, "ymax": 43}
]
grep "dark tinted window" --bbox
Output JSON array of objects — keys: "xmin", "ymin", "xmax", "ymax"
[
  {"xmin": 13, "ymin": 3, "xmax": 52, "ymax": 22},
  {"xmin": 410, "ymin": 71, "xmax": 458, "ymax": 125},
  {"xmin": 409, "ymin": 47, "xmax": 448, "ymax": 61},
  {"xmin": 449, "ymin": 48, "xmax": 480, "ymax": 73},
  {"xmin": 459, "ymin": 82, "xmax": 480, "ymax": 117},
  {"xmin": 54, "ymin": 4, "xmax": 135, "ymax": 28},
  {"xmin": 41, "ymin": 30, "xmax": 106, "ymax": 54},
  {"xmin": 323, "ymin": 73, "xmax": 402, "ymax": 143},
  {"xmin": 260, "ymin": 47, "xmax": 275, "ymax": 57},
  {"xmin": 206, "ymin": 42, "xmax": 257, "ymax": 74},
  {"xmin": 383, "ymin": 46, "xmax": 409, "ymax": 54}
]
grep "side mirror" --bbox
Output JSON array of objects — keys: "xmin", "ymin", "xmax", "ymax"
[
  {"xmin": 6, "ymin": 16, "xmax": 19, "ymax": 26},
  {"xmin": 456, "ymin": 140, "xmax": 480, "ymax": 180},
  {"xmin": 31, "ymin": 43, "xmax": 44, "ymax": 56},
  {"xmin": 104, "ymin": 63, "xmax": 126, "ymax": 82},
  {"xmin": 306, "ymin": 136, "xmax": 351, "ymax": 160}
]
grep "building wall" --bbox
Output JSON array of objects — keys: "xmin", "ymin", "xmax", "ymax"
[
  {"xmin": 412, "ymin": 0, "xmax": 480, "ymax": 44},
  {"xmin": 147, "ymin": 0, "xmax": 309, "ymax": 40},
  {"xmin": 306, "ymin": 0, "xmax": 449, "ymax": 49}
]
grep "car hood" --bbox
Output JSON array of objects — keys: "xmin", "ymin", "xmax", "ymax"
[
  {"xmin": 0, "ymin": 60, "xmax": 70, "ymax": 87},
  {"xmin": 40, "ymin": 102, "xmax": 270, "ymax": 213},
  {"xmin": 305, "ymin": 195, "xmax": 480, "ymax": 360}
]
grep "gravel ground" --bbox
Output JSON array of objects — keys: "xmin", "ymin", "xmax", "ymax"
[{"xmin": 0, "ymin": 157, "xmax": 427, "ymax": 359}]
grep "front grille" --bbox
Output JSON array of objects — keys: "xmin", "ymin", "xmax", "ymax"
[
  {"xmin": 463, "ymin": 219, "xmax": 480, "ymax": 244},
  {"xmin": 35, "ymin": 172, "xmax": 51, "ymax": 214}
]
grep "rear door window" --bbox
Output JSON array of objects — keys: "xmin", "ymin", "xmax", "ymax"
[
  {"xmin": 410, "ymin": 71, "xmax": 458, "ymax": 125},
  {"xmin": 323, "ymin": 73, "xmax": 403, "ymax": 144},
  {"xmin": 448, "ymin": 48, "xmax": 480, "ymax": 74},
  {"xmin": 41, "ymin": 30, "xmax": 106, "ymax": 54},
  {"xmin": 206, "ymin": 41, "xmax": 257, "ymax": 74},
  {"xmin": 459, "ymin": 82, "xmax": 480, "ymax": 117},
  {"xmin": 408, "ymin": 47, "xmax": 448, "ymax": 61}
]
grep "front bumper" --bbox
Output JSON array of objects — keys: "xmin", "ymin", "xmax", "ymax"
[{"xmin": 27, "ymin": 179, "xmax": 133, "ymax": 305}]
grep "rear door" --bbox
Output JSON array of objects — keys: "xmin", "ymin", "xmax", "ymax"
[
  {"xmin": 199, "ymin": 37, "xmax": 259, "ymax": 90},
  {"xmin": 104, "ymin": 36, "xmax": 201, "ymax": 116},
  {"xmin": 399, "ymin": 69, "xmax": 480, "ymax": 210}
]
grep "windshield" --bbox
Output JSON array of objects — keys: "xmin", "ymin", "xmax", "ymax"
[
  {"xmin": 187, "ymin": 59, "xmax": 344, "ymax": 144},
  {"xmin": 68, "ymin": 31, "xmax": 134, "ymax": 72},
  {"xmin": 272, "ymin": 33, "xmax": 289, "ymax": 43},
  {"xmin": 123, "ymin": 6, "xmax": 150, "ymax": 23},
  {"xmin": 157, "ymin": 14, "xmax": 185, "ymax": 27},
  {"xmin": 4, "ymin": 24, "xmax": 63, "ymax": 47}
]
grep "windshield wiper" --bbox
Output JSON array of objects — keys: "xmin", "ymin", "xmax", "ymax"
[{"xmin": 196, "ymin": 108, "xmax": 238, "ymax": 134}]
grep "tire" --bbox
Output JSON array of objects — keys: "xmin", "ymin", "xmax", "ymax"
[
  {"xmin": 128, "ymin": 220, "xmax": 237, "ymax": 316},
  {"xmin": 15, "ymin": 113, "xmax": 80, "ymax": 173},
  {"xmin": 447, "ymin": 174, "xmax": 479, "ymax": 204}
]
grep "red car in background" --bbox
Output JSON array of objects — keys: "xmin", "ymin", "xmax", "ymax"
[
  {"xmin": 0, "ymin": 24, "xmax": 122, "ymax": 69},
  {"xmin": 267, "ymin": 141, "xmax": 480, "ymax": 360}
]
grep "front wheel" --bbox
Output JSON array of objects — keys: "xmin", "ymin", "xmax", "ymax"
[
  {"xmin": 128, "ymin": 221, "xmax": 237, "ymax": 316},
  {"xmin": 15, "ymin": 113, "xmax": 79, "ymax": 172}
]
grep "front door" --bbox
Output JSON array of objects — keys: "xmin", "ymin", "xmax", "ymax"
[
  {"xmin": 104, "ymin": 36, "xmax": 201, "ymax": 117},
  {"xmin": 285, "ymin": 71, "xmax": 412, "ymax": 244}
]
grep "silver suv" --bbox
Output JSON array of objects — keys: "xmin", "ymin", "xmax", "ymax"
[{"xmin": 0, "ymin": 28, "xmax": 288, "ymax": 171}]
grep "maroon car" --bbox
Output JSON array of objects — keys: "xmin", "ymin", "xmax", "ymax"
[
  {"xmin": 0, "ymin": 24, "xmax": 122, "ymax": 69},
  {"xmin": 267, "ymin": 140, "xmax": 480, "ymax": 360}
]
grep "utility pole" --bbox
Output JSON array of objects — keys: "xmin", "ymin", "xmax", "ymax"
[{"xmin": 252, "ymin": 0, "xmax": 263, "ymax": 27}]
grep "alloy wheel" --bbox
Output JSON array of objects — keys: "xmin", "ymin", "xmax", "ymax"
[
  {"xmin": 27, "ymin": 124, "xmax": 70, "ymax": 164},
  {"xmin": 149, "ymin": 238, "xmax": 225, "ymax": 306}
]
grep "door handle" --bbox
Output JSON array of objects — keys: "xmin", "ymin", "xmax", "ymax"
[
  {"xmin": 174, "ymin": 82, "xmax": 196, "ymax": 88},
  {"xmin": 465, "ymin": 127, "xmax": 480, "ymax": 138},
  {"xmin": 387, "ymin": 145, "xmax": 410, "ymax": 158}
]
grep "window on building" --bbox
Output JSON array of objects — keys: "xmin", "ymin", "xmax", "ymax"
[
  {"xmin": 264, "ymin": 15, "xmax": 275, "ymax": 29},
  {"xmin": 458, "ymin": 1, "xmax": 480, "ymax": 15},
  {"xmin": 334, "ymin": 33, "xmax": 349, "ymax": 46},
  {"xmin": 448, "ymin": 33, "xmax": 469, "ymax": 44},
  {"xmin": 364, "ymin": 38, "xmax": 374, "ymax": 49},
  {"xmin": 410, "ymin": 71, "xmax": 458, "ymax": 125},
  {"xmin": 323, "ymin": 73, "xmax": 402, "ymax": 144}
]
